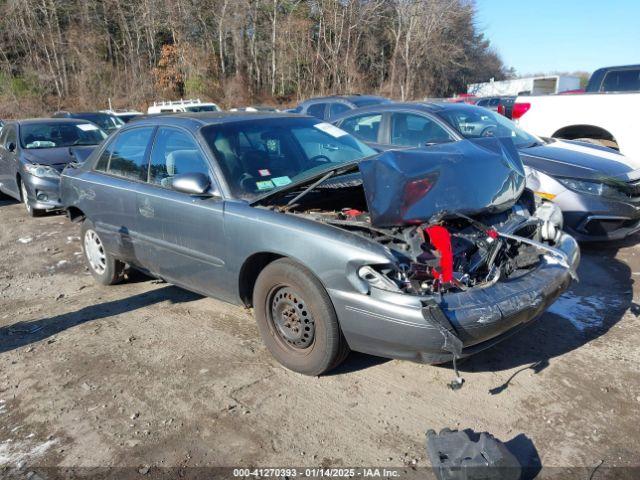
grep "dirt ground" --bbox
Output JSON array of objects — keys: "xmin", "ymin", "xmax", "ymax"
[{"xmin": 1, "ymin": 195, "xmax": 639, "ymax": 479}]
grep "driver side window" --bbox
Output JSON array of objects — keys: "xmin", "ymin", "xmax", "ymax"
[
  {"xmin": 339, "ymin": 114, "xmax": 382, "ymax": 142},
  {"xmin": 149, "ymin": 128, "xmax": 210, "ymax": 188}
]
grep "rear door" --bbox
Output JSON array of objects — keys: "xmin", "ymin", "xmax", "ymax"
[
  {"xmin": 90, "ymin": 126, "xmax": 156, "ymax": 265},
  {"xmin": 135, "ymin": 126, "xmax": 229, "ymax": 297}
]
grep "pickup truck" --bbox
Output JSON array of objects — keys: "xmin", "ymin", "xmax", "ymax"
[{"xmin": 513, "ymin": 65, "xmax": 640, "ymax": 161}]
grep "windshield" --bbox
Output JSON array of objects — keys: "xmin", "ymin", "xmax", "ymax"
[
  {"xmin": 76, "ymin": 113, "xmax": 123, "ymax": 132},
  {"xmin": 201, "ymin": 117, "xmax": 377, "ymax": 200},
  {"xmin": 20, "ymin": 122, "xmax": 108, "ymax": 149},
  {"xmin": 185, "ymin": 105, "xmax": 219, "ymax": 112},
  {"xmin": 440, "ymin": 107, "xmax": 541, "ymax": 148}
]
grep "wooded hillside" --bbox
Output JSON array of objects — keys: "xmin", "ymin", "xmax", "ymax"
[{"xmin": 0, "ymin": 0, "xmax": 505, "ymax": 116}]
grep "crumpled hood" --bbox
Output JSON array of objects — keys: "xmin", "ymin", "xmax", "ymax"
[
  {"xmin": 358, "ymin": 137, "xmax": 525, "ymax": 227},
  {"xmin": 520, "ymin": 139, "xmax": 640, "ymax": 182},
  {"xmin": 23, "ymin": 145, "xmax": 97, "ymax": 169}
]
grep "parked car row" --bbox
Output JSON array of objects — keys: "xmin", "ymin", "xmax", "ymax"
[
  {"xmin": 1, "ymin": 77, "xmax": 636, "ymax": 376},
  {"xmin": 0, "ymin": 106, "xmax": 581, "ymax": 377}
]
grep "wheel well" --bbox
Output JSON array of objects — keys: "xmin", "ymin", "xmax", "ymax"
[
  {"xmin": 67, "ymin": 206, "xmax": 86, "ymax": 223},
  {"xmin": 238, "ymin": 252, "xmax": 284, "ymax": 307},
  {"xmin": 553, "ymin": 124, "xmax": 617, "ymax": 143}
]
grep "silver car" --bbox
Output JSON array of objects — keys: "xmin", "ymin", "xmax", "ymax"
[{"xmin": 60, "ymin": 113, "xmax": 578, "ymax": 376}]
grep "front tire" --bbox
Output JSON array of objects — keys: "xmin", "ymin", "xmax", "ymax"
[
  {"xmin": 253, "ymin": 258, "xmax": 349, "ymax": 376},
  {"xmin": 20, "ymin": 180, "xmax": 42, "ymax": 217},
  {"xmin": 81, "ymin": 220, "xmax": 125, "ymax": 285}
]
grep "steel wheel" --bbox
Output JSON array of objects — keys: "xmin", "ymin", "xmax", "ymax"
[
  {"xmin": 268, "ymin": 286, "xmax": 316, "ymax": 351},
  {"xmin": 84, "ymin": 229, "xmax": 107, "ymax": 275}
]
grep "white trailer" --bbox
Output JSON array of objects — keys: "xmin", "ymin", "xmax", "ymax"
[{"xmin": 468, "ymin": 76, "xmax": 581, "ymax": 97}]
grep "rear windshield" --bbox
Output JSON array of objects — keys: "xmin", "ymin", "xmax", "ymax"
[
  {"xmin": 20, "ymin": 122, "xmax": 108, "ymax": 149},
  {"xmin": 185, "ymin": 105, "xmax": 219, "ymax": 112},
  {"xmin": 352, "ymin": 97, "xmax": 390, "ymax": 107},
  {"xmin": 76, "ymin": 113, "xmax": 124, "ymax": 131},
  {"xmin": 601, "ymin": 69, "xmax": 640, "ymax": 92}
]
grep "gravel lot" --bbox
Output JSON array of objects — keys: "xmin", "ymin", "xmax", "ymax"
[{"xmin": 1, "ymin": 195, "xmax": 639, "ymax": 478}]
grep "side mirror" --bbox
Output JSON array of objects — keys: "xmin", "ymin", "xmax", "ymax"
[
  {"xmin": 171, "ymin": 172, "xmax": 213, "ymax": 196},
  {"xmin": 7, "ymin": 142, "xmax": 16, "ymax": 152}
]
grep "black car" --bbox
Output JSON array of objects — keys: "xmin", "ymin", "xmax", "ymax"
[
  {"xmin": 0, "ymin": 118, "xmax": 107, "ymax": 216},
  {"xmin": 289, "ymin": 95, "xmax": 390, "ymax": 120},
  {"xmin": 53, "ymin": 111, "xmax": 124, "ymax": 134}
]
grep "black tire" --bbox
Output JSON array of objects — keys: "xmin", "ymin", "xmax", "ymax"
[
  {"xmin": 80, "ymin": 220, "xmax": 125, "ymax": 285},
  {"xmin": 253, "ymin": 258, "xmax": 349, "ymax": 376},
  {"xmin": 19, "ymin": 179, "xmax": 43, "ymax": 217}
]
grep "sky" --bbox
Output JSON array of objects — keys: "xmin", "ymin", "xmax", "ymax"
[{"xmin": 475, "ymin": 0, "xmax": 640, "ymax": 76}]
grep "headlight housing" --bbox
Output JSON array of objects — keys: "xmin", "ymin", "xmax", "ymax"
[
  {"xmin": 357, "ymin": 265, "xmax": 401, "ymax": 293},
  {"xmin": 24, "ymin": 163, "xmax": 60, "ymax": 179},
  {"xmin": 557, "ymin": 178, "xmax": 627, "ymax": 201}
]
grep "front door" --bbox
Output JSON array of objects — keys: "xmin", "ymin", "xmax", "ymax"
[{"xmin": 134, "ymin": 126, "xmax": 230, "ymax": 300}]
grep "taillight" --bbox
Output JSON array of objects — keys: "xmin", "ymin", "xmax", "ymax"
[
  {"xmin": 511, "ymin": 102, "xmax": 531, "ymax": 120},
  {"xmin": 497, "ymin": 104, "xmax": 505, "ymax": 115}
]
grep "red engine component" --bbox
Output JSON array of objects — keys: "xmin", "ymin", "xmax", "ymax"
[
  {"xmin": 425, "ymin": 225, "xmax": 454, "ymax": 284},
  {"xmin": 342, "ymin": 208, "xmax": 363, "ymax": 218}
]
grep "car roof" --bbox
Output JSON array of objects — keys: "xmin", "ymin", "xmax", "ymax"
[
  {"xmin": 66, "ymin": 111, "xmax": 112, "ymax": 116},
  {"xmin": 127, "ymin": 111, "xmax": 306, "ymax": 130},
  {"xmin": 302, "ymin": 95, "xmax": 387, "ymax": 104},
  {"xmin": 330, "ymin": 101, "xmax": 487, "ymax": 121},
  {"xmin": 10, "ymin": 117, "xmax": 96, "ymax": 126}
]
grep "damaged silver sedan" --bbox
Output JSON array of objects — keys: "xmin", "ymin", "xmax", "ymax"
[{"xmin": 60, "ymin": 113, "xmax": 579, "ymax": 376}]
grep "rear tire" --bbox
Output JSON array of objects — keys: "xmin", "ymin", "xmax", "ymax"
[
  {"xmin": 253, "ymin": 258, "xmax": 349, "ymax": 376},
  {"xmin": 81, "ymin": 220, "xmax": 125, "ymax": 285}
]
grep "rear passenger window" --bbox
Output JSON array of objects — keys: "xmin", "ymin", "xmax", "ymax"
[
  {"xmin": 329, "ymin": 102, "xmax": 351, "ymax": 117},
  {"xmin": 601, "ymin": 69, "xmax": 640, "ymax": 92},
  {"xmin": 149, "ymin": 127, "xmax": 210, "ymax": 188},
  {"xmin": 306, "ymin": 103, "xmax": 327, "ymax": 120},
  {"xmin": 339, "ymin": 114, "xmax": 382, "ymax": 143},
  {"xmin": 390, "ymin": 113, "xmax": 452, "ymax": 147},
  {"xmin": 94, "ymin": 127, "xmax": 154, "ymax": 180}
]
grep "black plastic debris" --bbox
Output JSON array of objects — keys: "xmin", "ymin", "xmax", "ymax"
[{"xmin": 426, "ymin": 428, "xmax": 521, "ymax": 480}]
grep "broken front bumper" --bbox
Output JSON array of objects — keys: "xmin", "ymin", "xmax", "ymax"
[
  {"xmin": 329, "ymin": 232, "xmax": 579, "ymax": 364},
  {"xmin": 22, "ymin": 172, "xmax": 63, "ymax": 211}
]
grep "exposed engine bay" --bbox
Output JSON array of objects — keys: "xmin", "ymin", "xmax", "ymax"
[
  {"xmin": 257, "ymin": 138, "xmax": 574, "ymax": 296},
  {"xmin": 292, "ymin": 190, "xmax": 568, "ymax": 295}
]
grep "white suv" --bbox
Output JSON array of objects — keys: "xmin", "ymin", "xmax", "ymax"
[{"xmin": 147, "ymin": 99, "xmax": 221, "ymax": 114}]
